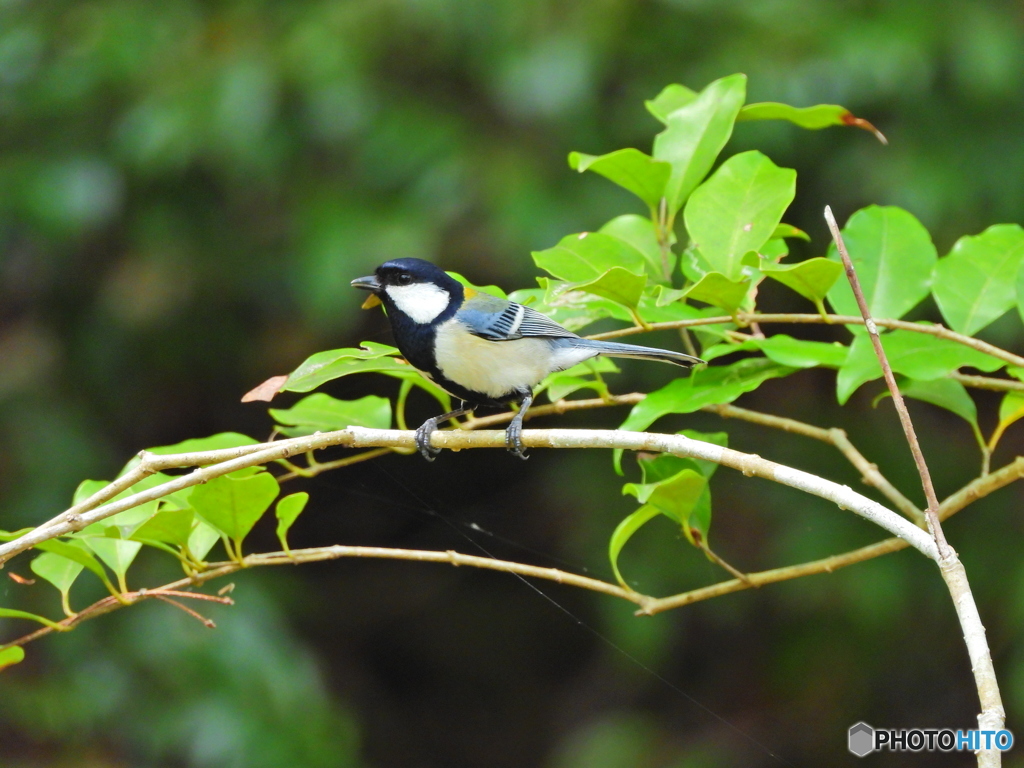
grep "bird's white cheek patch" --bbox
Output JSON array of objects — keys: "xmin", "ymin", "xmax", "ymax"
[{"xmin": 385, "ymin": 283, "xmax": 451, "ymax": 324}]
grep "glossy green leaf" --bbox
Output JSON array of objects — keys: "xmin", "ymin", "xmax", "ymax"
[
  {"xmin": 540, "ymin": 358, "xmax": 618, "ymax": 402},
  {"xmin": 30, "ymin": 552, "xmax": 84, "ymax": 616},
  {"xmin": 131, "ymin": 508, "xmax": 195, "ymax": 547},
  {"xmin": 759, "ymin": 258, "xmax": 843, "ymax": 306},
  {"xmin": 0, "ymin": 646, "xmax": 25, "ymax": 671},
  {"xmin": 899, "ymin": 378, "xmax": 978, "ymax": 427},
  {"xmin": 645, "ymin": 83, "xmax": 698, "ymax": 123},
  {"xmin": 608, "ymin": 504, "xmax": 662, "ymax": 589},
  {"xmin": 652, "ymin": 73, "xmax": 746, "ymax": 215},
  {"xmin": 35, "ymin": 539, "xmax": 117, "ymax": 595},
  {"xmin": 569, "ymin": 148, "xmax": 672, "ymax": 210},
  {"xmin": 282, "ymin": 342, "xmax": 403, "ymax": 393},
  {"xmin": 0, "ymin": 608, "xmax": 64, "ymax": 630},
  {"xmin": 772, "ymin": 223, "xmax": 810, "ymax": 241},
  {"xmin": 276, "ymin": 492, "xmax": 310, "ymax": 554},
  {"xmin": 615, "ymin": 358, "xmax": 794, "ymax": 472},
  {"xmin": 930, "ymin": 224, "xmax": 1024, "ymax": 335},
  {"xmin": 599, "ymin": 214, "xmax": 668, "ymax": 280},
  {"xmin": 448, "ymin": 272, "xmax": 507, "ymax": 299},
  {"xmin": 683, "ymin": 150, "xmax": 796, "ymax": 280},
  {"xmin": 826, "ymin": 206, "xmax": 937, "ymax": 324},
  {"xmin": 752, "ymin": 335, "xmax": 848, "ymax": 368},
  {"xmin": 82, "ymin": 536, "xmax": 142, "ymax": 582},
  {"xmin": 836, "ymin": 330, "xmax": 1004, "ymax": 404},
  {"xmin": 533, "ymin": 231, "xmax": 647, "ymax": 282},
  {"xmin": 269, "ymin": 393, "xmax": 391, "ymax": 436},
  {"xmin": 572, "ymin": 266, "xmax": 647, "ymax": 309},
  {"xmin": 737, "ymin": 102, "xmax": 886, "ymax": 142},
  {"xmin": 683, "ymin": 271, "xmax": 751, "ymax": 312},
  {"xmin": 190, "ymin": 471, "xmax": 280, "ymax": 547}
]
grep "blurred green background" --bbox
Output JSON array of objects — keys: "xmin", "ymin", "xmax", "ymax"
[{"xmin": 3, "ymin": 0, "xmax": 1024, "ymax": 765}]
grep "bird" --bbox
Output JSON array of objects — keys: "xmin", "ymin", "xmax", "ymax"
[{"xmin": 351, "ymin": 257, "xmax": 704, "ymax": 460}]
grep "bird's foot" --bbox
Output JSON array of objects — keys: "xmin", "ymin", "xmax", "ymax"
[
  {"xmin": 415, "ymin": 418, "xmax": 442, "ymax": 461},
  {"xmin": 505, "ymin": 419, "xmax": 528, "ymax": 460}
]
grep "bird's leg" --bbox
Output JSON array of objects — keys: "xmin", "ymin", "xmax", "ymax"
[
  {"xmin": 414, "ymin": 402, "xmax": 474, "ymax": 461},
  {"xmin": 504, "ymin": 389, "xmax": 534, "ymax": 460}
]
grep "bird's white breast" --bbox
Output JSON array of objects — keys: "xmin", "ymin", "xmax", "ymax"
[
  {"xmin": 433, "ymin": 319, "xmax": 596, "ymax": 399},
  {"xmin": 385, "ymin": 283, "xmax": 451, "ymax": 324}
]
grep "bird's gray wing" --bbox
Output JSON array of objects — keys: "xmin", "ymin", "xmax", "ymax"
[{"xmin": 458, "ymin": 299, "xmax": 578, "ymax": 341}]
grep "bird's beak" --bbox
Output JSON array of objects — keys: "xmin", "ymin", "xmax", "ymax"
[{"xmin": 351, "ymin": 275, "xmax": 383, "ymax": 309}]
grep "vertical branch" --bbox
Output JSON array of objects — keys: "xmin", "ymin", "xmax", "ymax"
[{"xmin": 825, "ymin": 206, "xmax": 1005, "ymax": 767}]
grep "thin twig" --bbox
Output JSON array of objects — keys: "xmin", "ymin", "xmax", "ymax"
[
  {"xmin": 825, "ymin": 204, "xmax": 1004, "ymax": 767},
  {"xmin": 949, "ymin": 372, "xmax": 1024, "ymax": 393}
]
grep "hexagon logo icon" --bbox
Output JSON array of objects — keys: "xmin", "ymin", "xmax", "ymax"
[{"xmin": 848, "ymin": 722, "xmax": 875, "ymax": 757}]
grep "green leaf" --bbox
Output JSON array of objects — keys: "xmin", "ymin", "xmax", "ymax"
[
  {"xmin": 836, "ymin": 330, "xmax": 1005, "ymax": 404},
  {"xmin": 568, "ymin": 148, "xmax": 672, "ymax": 210},
  {"xmin": 572, "ymin": 266, "xmax": 648, "ymax": 309},
  {"xmin": 275, "ymin": 492, "xmax": 310, "ymax": 555},
  {"xmin": 187, "ymin": 521, "xmax": 221, "ymax": 561},
  {"xmin": 759, "ymin": 258, "xmax": 844, "ymax": 306},
  {"xmin": 930, "ymin": 224, "xmax": 1024, "ymax": 335},
  {"xmin": 540, "ymin": 358, "xmax": 619, "ymax": 402},
  {"xmin": 82, "ymin": 537, "xmax": 143, "ymax": 584},
  {"xmin": 826, "ymin": 206, "xmax": 937, "ymax": 325},
  {"xmin": 899, "ymin": 378, "xmax": 978, "ymax": 428},
  {"xmin": 30, "ymin": 553, "xmax": 84, "ymax": 616},
  {"xmin": 683, "ymin": 271, "xmax": 751, "ymax": 313},
  {"xmin": 73, "ymin": 479, "xmax": 110, "ymax": 505},
  {"xmin": 614, "ymin": 358, "xmax": 794, "ymax": 472},
  {"xmin": 652, "ymin": 73, "xmax": 747, "ymax": 215},
  {"xmin": 147, "ymin": 432, "xmax": 260, "ymax": 456},
  {"xmin": 683, "ymin": 151, "xmax": 796, "ymax": 280},
  {"xmin": 282, "ymin": 342, "xmax": 403, "ymax": 393},
  {"xmin": 608, "ymin": 504, "xmax": 662, "ymax": 588},
  {"xmin": 751, "ymin": 335, "xmax": 848, "ymax": 368},
  {"xmin": 772, "ymin": 223, "xmax": 810, "ymax": 241},
  {"xmin": 35, "ymin": 539, "xmax": 117, "ymax": 595},
  {"xmin": 0, "ymin": 608, "xmax": 64, "ymax": 630},
  {"xmin": 640, "ymin": 430, "xmax": 727, "ymax": 480},
  {"xmin": 131, "ymin": 508, "xmax": 195, "ymax": 547},
  {"xmin": 0, "ymin": 646, "xmax": 26, "ymax": 671},
  {"xmin": 269, "ymin": 393, "xmax": 391, "ymax": 436},
  {"xmin": 190, "ymin": 472, "xmax": 280, "ymax": 549},
  {"xmin": 645, "ymin": 83, "xmax": 698, "ymax": 123},
  {"xmin": 599, "ymin": 214, "xmax": 668, "ymax": 280},
  {"xmin": 533, "ymin": 231, "xmax": 647, "ymax": 282},
  {"xmin": 737, "ymin": 102, "xmax": 886, "ymax": 142},
  {"xmin": 999, "ymin": 391, "xmax": 1024, "ymax": 428}
]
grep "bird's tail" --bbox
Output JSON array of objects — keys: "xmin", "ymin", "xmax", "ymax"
[{"xmin": 570, "ymin": 338, "xmax": 704, "ymax": 368}]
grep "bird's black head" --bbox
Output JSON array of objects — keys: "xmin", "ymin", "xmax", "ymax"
[{"xmin": 351, "ymin": 258, "xmax": 463, "ymax": 326}]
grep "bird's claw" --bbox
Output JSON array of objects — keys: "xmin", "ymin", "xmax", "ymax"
[
  {"xmin": 505, "ymin": 421, "xmax": 528, "ymax": 460},
  {"xmin": 415, "ymin": 419, "xmax": 442, "ymax": 461}
]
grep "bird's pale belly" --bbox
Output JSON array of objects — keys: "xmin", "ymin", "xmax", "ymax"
[{"xmin": 432, "ymin": 319, "xmax": 591, "ymax": 400}]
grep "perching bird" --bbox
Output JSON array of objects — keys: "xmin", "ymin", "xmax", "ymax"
[{"xmin": 351, "ymin": 258, "xmax": 703, "ymax": 460}]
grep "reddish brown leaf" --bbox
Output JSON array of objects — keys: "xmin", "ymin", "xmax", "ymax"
[{"xmin": 241, "ymin": 375, "xmax": 288, "ymax": 403}]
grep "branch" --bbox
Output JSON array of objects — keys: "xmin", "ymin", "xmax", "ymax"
[
  {"xmin": 825, "ymin": 205, "xmax": 1004, "ymax": 767},
  {"xmin": 0, "ymin": 427, "xmax": 939, "ymax": 567}
]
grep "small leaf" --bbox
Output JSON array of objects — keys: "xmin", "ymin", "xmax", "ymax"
[
  {"xmin": 569, "ymin": 148, "xmax": 672, "ymax": 210},
  {"xmin": 187, "ymin": 521, "xmax": 221, "ymax": 561},
  {"xmin": 0, "ymin": 608, "xmax": 65, "ymax": 630},
  {"xmin": 899, "ymin": 378, "xmax": 978, "ymax": 427},
  {"xmin": 653, "ymin": 73, "xmax": 747, "ymax": 215},
  {"xmin": 533, "ymin": 231, "xmax": 647, "ymax": 283},
  {"xmin": 276, "ymin": 492, "xmax": 310, "ymax": 555},
  {"xmin": 269, "ymin": 393, "xmax": 391, "ymax": 436},
  {"xmin": 572, "ymin": 266, "xmax": 648, "ymax": 309},
  {"xmin": 645, "ymin": 83, "xmax": 698, "ymax": 123},
  {"xmin": 190, "ymin": 472, "xmax": 280, "ymax": 549},
  {"xmin": 131, "ymin": 508, "xmax": 195, "ymax": 547},
  {"xmin": 683, "ymin": 150, "xmax": 796, "ymax": 280},
  {"xmin": 827, "ymin": 206, "xmax": 937, "ymax": 325},
  {"xmin": 929, "ymin": 224, "xmax": 1024, "ymax": 336},
  {"xmin": 599, "ymin": 214, "xmax": 668, "ymax": 280},
  {"xmin": 30, "ymin": 553, "xmax": 84, "ymax": 616},
  {"xmin": 82, "ymin": 537, "xmax": 143, "ymax": 584},
  {"xmin": 0, "ymin": 646, "xmax": 25, "ymax": 671},
  {"xmin": 836, "ymin": 330, "xmax": 1004, "ymax": 404},
  {"xmin": 759, "ymin": 258, "xmax": 844, "ymax": 306},
  {"xmin": 771, "ymin": 223, "xmax": 810, "ymax": 241},
  {"xmin": 737, "ymin": 102, "xmax": 886, "ymax": 143},
  {"xmin": 608, "ymin": 505, "xmax": 662, "ymax": 589},
  {"xmin": 281, "ymin": 342, "xmax": 404, "ymax": 393},
  {"xmin": 683, "ymin": 271, "xmax": 751, "ymax": 313},
  {"xmin": 999, "ymin": 391, "xmax": 1024, "ymax": 428},
  {"xmin": 752, "ymin": 335, "xmax": 848, "ymax": 369},
  {"xmin": 242, "ymin": 375, "xmax": 289, "ymax": 403},
  {"xmin": 35, "ymin": 539, "xmax": 117, "ymax": 595}
]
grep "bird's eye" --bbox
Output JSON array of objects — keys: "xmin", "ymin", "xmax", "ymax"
[{"xmin": 396, "ymin": 273, "xmax": 413, "ymax": 285}]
